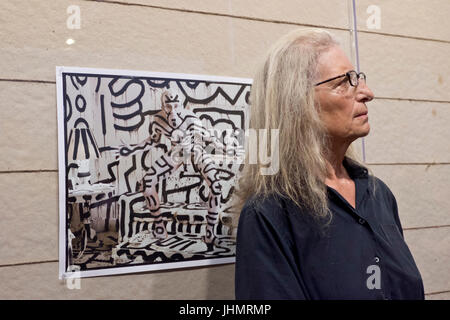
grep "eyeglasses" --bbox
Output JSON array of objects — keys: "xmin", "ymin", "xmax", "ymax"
[{"xmin": 315, "ymin": 70, "xmax": 366, "ymax": 87}]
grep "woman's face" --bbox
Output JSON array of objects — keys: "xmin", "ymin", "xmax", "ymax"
[{"xmin": 314, "ymin": 45, "xmax": 374, "ymax": 144}]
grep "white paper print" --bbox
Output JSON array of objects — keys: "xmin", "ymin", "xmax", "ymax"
[{"xmin": 57, "ymin": 66, "xmax": 251, "ymax": 278}]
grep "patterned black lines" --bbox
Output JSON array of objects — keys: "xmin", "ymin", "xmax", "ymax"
[
  {"xmin": 100, "ymin": 94, "xmax": 107, "ymax": 136},
  {"xmin": 146, "ymin": 79, "xmax": 170, "ymax": 89},
  {"xmin": 176, "ymin": 81, "xmax": 249, "ymax": 107},
  {"xmin": 75, "ymin": 94, "xmax": 86, "ymax": 112},
  {"xmin": 124, "ymin": 155, "xmax": 138, "ymax": 194},
  {"xmin": 108, "ymin": 77, "xmax": 146, "ymax": 132},
  {"xmin": 65, "ymin": 94, "xmax": 72, "ymax": 122}
]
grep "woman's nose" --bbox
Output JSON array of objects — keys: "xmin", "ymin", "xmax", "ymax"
[{"xmin": 356, "ymin": 81, "xmax": 374, "ymax": 103}]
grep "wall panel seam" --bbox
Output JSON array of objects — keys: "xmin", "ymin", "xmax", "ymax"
[
  {"xmin": 1, "ymin": 80, "xmax": 449, "ymax": 105},
  {"xmin": 0, "ymin": 79, "xmax": 55, "ymax": 84},
  {"xmin": 404, "ymin": 225, "xmax": 450, "ymax": 231},
  {"xmin": 0, "ymin": 170, "xmax": 57, "ymax": 174},
  {"xmin": 0, "ymin": 260, "xmax": 58, "ymax": 268},
  {"xmin": 367, "ymin": 163, "xmax": 450, "ymax": 166},
  {"xmin": 374, "ymin": 97, "xmax": 450, "ymax": 104},
  {"xmin": 425, "ymin": 289, "xmax": 450, "ymax": 296},
  {"xmin": 2, "ymin": 163, "xmax": 450, "ymax": 174},
  {"xmin": 82, "ymin": 0, "xmax": 350, "ymax": 31},
  {"xmin": 82, "ymin": 0, "xmax": 450, "ymax": 44},
  {"xmin": 358, "ymin": 30, "xmax": 450, "ymax": 45}
]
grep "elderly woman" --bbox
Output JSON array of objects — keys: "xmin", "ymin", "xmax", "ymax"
[{"xmin": 234, "ymin": 28, "xmax": 424, "ymax": 300}]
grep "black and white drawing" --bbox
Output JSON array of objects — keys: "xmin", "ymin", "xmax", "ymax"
[{"xmin": 57, "ymin": 67, "xmax": 251, "ymax": 278}]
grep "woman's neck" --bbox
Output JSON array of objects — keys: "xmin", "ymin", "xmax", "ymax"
[{"xmin": 324, "ymin": 138, "xmax": 351, "ymax": 180}]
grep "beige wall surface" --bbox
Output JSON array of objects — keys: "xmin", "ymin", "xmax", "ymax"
[{"xmin": 0, "ymin": 0, "xmax": 448, "ymax": 299}]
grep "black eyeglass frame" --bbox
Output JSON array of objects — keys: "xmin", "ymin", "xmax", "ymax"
[{"xmin": 315, "ymin": 70, "xmax": 366, "ymax": 87}]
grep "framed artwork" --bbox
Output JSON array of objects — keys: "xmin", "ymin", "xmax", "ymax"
[{"xmin": 56, "ymin": 66, "xmax": 251, "ymax": 278}]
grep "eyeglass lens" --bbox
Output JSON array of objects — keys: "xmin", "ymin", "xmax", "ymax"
[{"xmin": 348, "ymin": 71, "xmax": 366, "ymax": 86}]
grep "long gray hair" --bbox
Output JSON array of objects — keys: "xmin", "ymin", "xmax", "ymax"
[{"xmin": 233, "ymin": 28, "xmax": 372, "ymax": 224}]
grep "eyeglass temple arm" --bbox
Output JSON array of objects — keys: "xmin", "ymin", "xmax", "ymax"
[{"xmin": 314, "ymin": 73, "xmax": 347, "ymax": 86}]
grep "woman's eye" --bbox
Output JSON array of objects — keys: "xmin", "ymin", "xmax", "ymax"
[{"xmin": 336, "ymin": 79, "xmax": 348, "ymax": 88}]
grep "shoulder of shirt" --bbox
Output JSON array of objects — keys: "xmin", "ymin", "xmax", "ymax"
[
  {"xmin": 343, "ymin": 156, "xmax": 396, "ymax": 201},
  {"xmin": 241, "ymin": 193, "xmax": 285, "ymax": 215},
  {"xmin": 239, "ymin": 193, "xmax": 301, "ymax": 245},
  {"xmin": 240, "ymin": 192, "xmax": 315, "ymax": 230},
  {"xmin": 241, "ymin": 193, "xmax": 289, "ymax": 223}
]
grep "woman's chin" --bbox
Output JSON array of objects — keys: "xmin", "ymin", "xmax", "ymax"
[
  {"xmin": 351, "ymin": 125, "xmax": 370, "ymax": 140},
  {"xmin": 358, "ymin": 123, "xmax": 370, "ymax": 137}
]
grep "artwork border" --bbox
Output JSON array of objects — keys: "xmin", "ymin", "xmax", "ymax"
[{"xmin": 56, "ymin": 66, "xmax": 252, "ymax": 279}]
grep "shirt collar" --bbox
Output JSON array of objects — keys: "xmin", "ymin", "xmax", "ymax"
[
  {"xmin": 342, "ymin": 156, "xmax": 368, "ymax": 179},
  {"xmin": 327, "ymin": 156, "xmax": 370, "ymax": 219}
]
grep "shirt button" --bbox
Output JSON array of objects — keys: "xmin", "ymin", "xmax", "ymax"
[
  {"xmin": 358, "ymin": 218, "xmax": 366, "ymax": 225},
  {"xmin": 374, "ymin": 256, "xmax": 380, "ymax": 263},
  {"xmin": 381, "ymin": 292, "xmax": 389, "ymax": 300}
]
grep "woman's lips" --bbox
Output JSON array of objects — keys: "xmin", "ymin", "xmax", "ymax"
[{"xmin": 356, "ymin": 113, "xmax": 368, "ymax": 119}]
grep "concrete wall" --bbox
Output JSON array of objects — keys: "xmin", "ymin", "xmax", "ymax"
[
  {"xmin": 0, "ymin": 0, "xmax": 448, "ymax": 299},
  {"xmin": 355, "ymin": 0, "xmax": 450, "ymax": 300}
]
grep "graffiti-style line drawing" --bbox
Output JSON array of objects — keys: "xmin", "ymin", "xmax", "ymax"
[
  {"xmin": 113, "ymin": 90, "xmax": 243, "ymax": 248},
  {"xmin": 57, "ymin": 67, "xmax": 251, "ymax": 279}
]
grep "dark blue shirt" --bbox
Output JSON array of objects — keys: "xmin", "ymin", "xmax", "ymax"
[{"xmin": 235, "ymin": 157, "xmax": 425, "ymax": 300}]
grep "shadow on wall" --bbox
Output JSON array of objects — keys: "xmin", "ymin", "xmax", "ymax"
[
  {"xmin": 205, "ymin": 263, "xmax": 235, "ymax": 300},
  {"xmin": 113, "ymin": 263, "xmax": 236, "ymax": 299}
]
